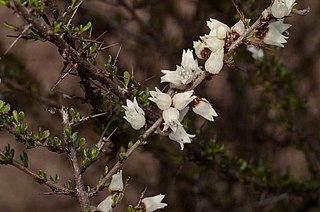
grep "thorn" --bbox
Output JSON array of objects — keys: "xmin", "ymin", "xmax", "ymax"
[{"xmin": 4, "ymin": 24, "xmax": 32, "ymax": 55}]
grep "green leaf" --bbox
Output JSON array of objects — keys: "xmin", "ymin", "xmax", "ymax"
[
  {"xmin": 127, "ymin": 205, "xmax": 134, "ymax": 212},
  {"xmin": 41, "ymin": 130, "xmax": 50, "ymax": 140},
  {"xmin": 0, "ymin": 100, "xmax": 4, "ymax": 110},
  {"xmin": 81, "ymin": 21, "xmax": 92, "ymax": 32},
  {"xmin": 104, "ymin": 165, "xmax": 109, "ymax": 174},
  {"xmin": 71, "ymin": 132, "xmax": 79, "ymax": 143},
  {"xmin": 77, "ymin": 137, "xmax": 86, "ymax": 150},
  {"xmin": 0, "ymin": 0, "xmax": 8, "ymax": 6},
  {"xmin": 19, "ymin": 151, "xmax": 28, "ymax": 167},
  {"xmin": 49, "ymin": 174, "xmax": 59, "ymax": 183},
  {"xmin": 67, "ymin": 180, "xmax": 73, "ymax": 190},
  {"xmin": 18, "ymin": 111, "xmax": 24, "ymax": 121},
  {"xmin": 90, "ymin": 144, "xmax": 100, "ymax": 159},
  {"xmin": 12, "ymin": 110, "xmax": 19, "ymax": 123},
  {"xmin": 89, "ymin": 43, "xmax": 98, "ymax": 54},
  {"xmin": 4, "ymin": 22, "xmax": 17, "ymax": 30},
  {"xmin": 123, "ymin": 71, "xmax": 130, "ymax": 88}
]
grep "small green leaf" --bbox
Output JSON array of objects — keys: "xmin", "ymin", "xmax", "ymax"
[
  {"xmin": 77, "ymin": 137, "xmax": 86, "ymax": 150},
  {"xmin": 4, "ymin": 22, "xmax": 17, "ymax": 30},
  {"xmin": 104, "ymin": 165, "xmax": 109, "ymax": 174},
  {"xmin": 18, "ymin": 111, "xmax": 24, "ymax": 121},
  {"xmin": 123, "ymin": 71, "xmax": 130, "ymax": 88},
  {"xmin": 127, "ymin": 205, "xmax": 134, "ymax": 212},
  {"xmin": 81, "ymin": 22, "xmax": 92, "ymax": 32},
  {"xmin": 89, "ymin": 43, "xmax": 98, "ymax": 54},
  {"xmin": 19, "ymin": 151, "xmax": 28, "ymax": 167},
  {"xmin": 119, "ymin": 152, "xmax": 127, "ymax": 161},
  {"xmin": 71, "ymin": 132, "xmax": 79, "ymax": 143},
  {"xmin": 67, "ymin": 179, "xmax": 73, "ymax": 190},
  {"xmin": 12, "ymin": 110, "xmax": 19, "ymax": 123},
  {"xmin": 41, "ymin": 130, "xmax": 50, "ymax": 140}
]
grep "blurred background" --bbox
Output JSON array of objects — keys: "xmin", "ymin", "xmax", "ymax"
[{"xmin": 0, "ymin": 0, "xmax": 320, "ymax": 211}]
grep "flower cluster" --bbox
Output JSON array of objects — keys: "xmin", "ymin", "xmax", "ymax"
[
  {"xmin": 96, "ymin": 170, "xmax": 167, "ymax": 212},
  {"xmin": 122, "ymin": 2, "xmax": 299, "ymax": 149}
]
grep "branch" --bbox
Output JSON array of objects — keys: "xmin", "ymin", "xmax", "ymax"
[
  {"xmin": 89, "ymin": 117, "xmax": 163, "ymax": 197},
  {"xmin": 60, "ymin": 107, "xmax": 91, "ymax": 211},
  {"xmin": 0, "ymin": 150, "xmax": 73, "ymax": 196},
  {"xmin": 10, "ymin": 0, "xmax": 128, "ymax": 102}
]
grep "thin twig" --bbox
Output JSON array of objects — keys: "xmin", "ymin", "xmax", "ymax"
[
  {"xmin": 61, "ymin": 106, "xmax": 91, "ymax": 211},
  {"xmin": 0, "ymin": 150, "xmax": 73, "ymax": 195},
  {"xmin": 89, "ymin": 117, "xmax": 163, "ymax": 197},
  {"xmin": 4, "ymin": 23, "xmax": 32, "ymax": 55}
]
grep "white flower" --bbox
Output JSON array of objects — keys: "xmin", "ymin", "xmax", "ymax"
[
  {"xmin": 206, "ymin": 18, "xmax": 230, "ymax": 39},
  {"xmin": 162, "ymin": 107, "xmax": 182, "ymax": 132},
  {"xmin": 169, "ymin": 125, "xmax": 195, "ymax": 150},
  {"xmin": 192, "ymin": 97, "xmax": 218, "ymax": 122},
  {"xmin": 96, "ymin": 195, "xmax": 113, "ymax": 212},
  {"xmin": 172, "ymin": 90, "xmax": 196, "ymax": 110},
  {"xmin": 149, "ymin": 87, "xmax": 172, "ymax": 110},
  {"xmin": 161, "ymin": 49, "xmax": 202, "ymax": 86},
  {"xmin": 108, "ymin": 170, "xmax": 123, "ymax": 192},
  {"xmin": 204, "ymin": 48, "xmax": 224, "ymax": 74},
  {"xmin": 231, "ymin": 20, "xmax": 245, "ymax": 36},
  {"xmin": 193, "ymin": 40, "xmax": 208, "ymax": 59},
  {"xmin": 160, "ymin": 68, "xmax": 182, "ymax": 87},
  {"xmin": 271, "ymin": 0, "xmax": 295, "ymax": 19},
  {"xmin": 246, "ymin": 45, "xmax": 264, "ymax": 59},
  {"xmin": 122, "ymin": 97, "xmax": 146, "ymax": 130},
  {"xmin": 201, "ymin": 35, "xmax": 225, "ymax": 52},
  {"xmin": 263, "ymin": 20, "xmax": 291, "ymax": 47},
  {"xmin": 141, "ymin": 194, "xmax": 168, "ymax": 212}
]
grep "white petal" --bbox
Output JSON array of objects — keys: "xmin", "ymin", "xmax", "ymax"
[
  {"xmin": 202, "ymin": 35, "xmax": 225, "ymax": 52},
  {"xmin": 204, "ymin": 48, "xmax": 224, "ymax": 74},
  {"xmin": 192, "ymin": 98, "xmax": 218, "ymax": 121},
  {"xmin": 181, "ymin": 49, "xmax": 198, "ymax": 71},
  {"xmin": 193, "ymin": 40, "xmax": 206, "ymax": 59},
  {"xmin": 206, "ymin": 18, "xmax": 230, "ymax": 39},
  {"xmin": 162, "ymin": 107, "xmax": 182, "ymax": 132},
  {"xmin": 149, "ymin": 87, "xmax": 172, "ymax": 110},
  {"xmin": 108, "ymin": 170, "xmax": 123, "ymax": 192},
  {"xmin": 169, "ymin": 125, "xmax": 195, "ymax": 150},
  {"xmin": 122, "ymin": 97, "xmax": 146, "ymax": 130},
  {"xmin": 178, "ymin": 106, "xmax": 189, "ymax": 122},
  {"xmin": 231, "ymin": 20, "xmax": 245, "ymax": 36},
  {"xmin": 263, "ymin": 20, "xmax": 291, "ymax": 47},
  {"xmin": 172, "ymin": 90, "xmax": 196, "ymax": 110},
  {"xmin": 271, "ymin": 0, "xmax": 290, "ymax": 18},
  {"xmin": 141, "ymin": 194, "xmax": 168, "ymax": 212},
  {"xmin": 161, "ymin": 69, "xmax": 182, "ymax": 87},
  {"xmin": 97, "ymin": 195, "xmax": 113, "ymax": 212},
  {"xmin": 246, "ymin": 45, "xmax": 264, "ymax": 59}
]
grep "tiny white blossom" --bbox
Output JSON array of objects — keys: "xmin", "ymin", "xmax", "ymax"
[
  {"xmin": 247, "ymin": 45, "xmax": 264, "ymax": 59},
  {"xmin": 201, "ymin": 35, "xmax": 225, "ymax": 52},
  {"xmin": 263, "ymin": 20, "xmax": 291, "ymax": 47},
  {"xmin": 204, "ymin": 48, "xmax": 224, "ymax": 74},
  {"xmin": 160, "ymin": 68, "xmax": 182, "ymax": 87},
  {"xmin": 193, "ymin": 40, "xmax": 207, "ymax": 59},
  {"xmin": 149, "ymin": 87, "xmax": 172, "ymax": 110},
  {"xmin": 206, "ymin": 18, "xmax": 230, "ymax": 39},
  {"xmin": 172, "ymin": 90, "xmax": 196, "ymax": 110},
  {"xmin": 108, "ymin": 170, "xmax": 123, "ymax": 192},
  {"xmin": 192, "ymin": 97, "xmax": 218, "ymax": 122},
  {"xmin": 161, "ymin": 49, "xmax": 201, "ymax": 87},
  {"xmin": 231, "ymin": 20, "xmax": 245, "ymax": 36},
  {"xmin": 169, "ymin": 125, "xmax": 195, "ymax": 150},
  {"xmin": 122, "ymin": 97, "xmax": 146, "ymax": 130},
  {"xmin": 96, "ymin": 195, "xmax": 113, "ymax": 212},
  {"xmin": 271, "ymin": 0, "xmax": 295, "ymax": 19},
  {"xmin": 141, "ymin": 194, "xmax": 168, "ymax": 212},
  {"xmin": 162, "ymin": 107, "xmax": 182, "ymax": 132}
]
